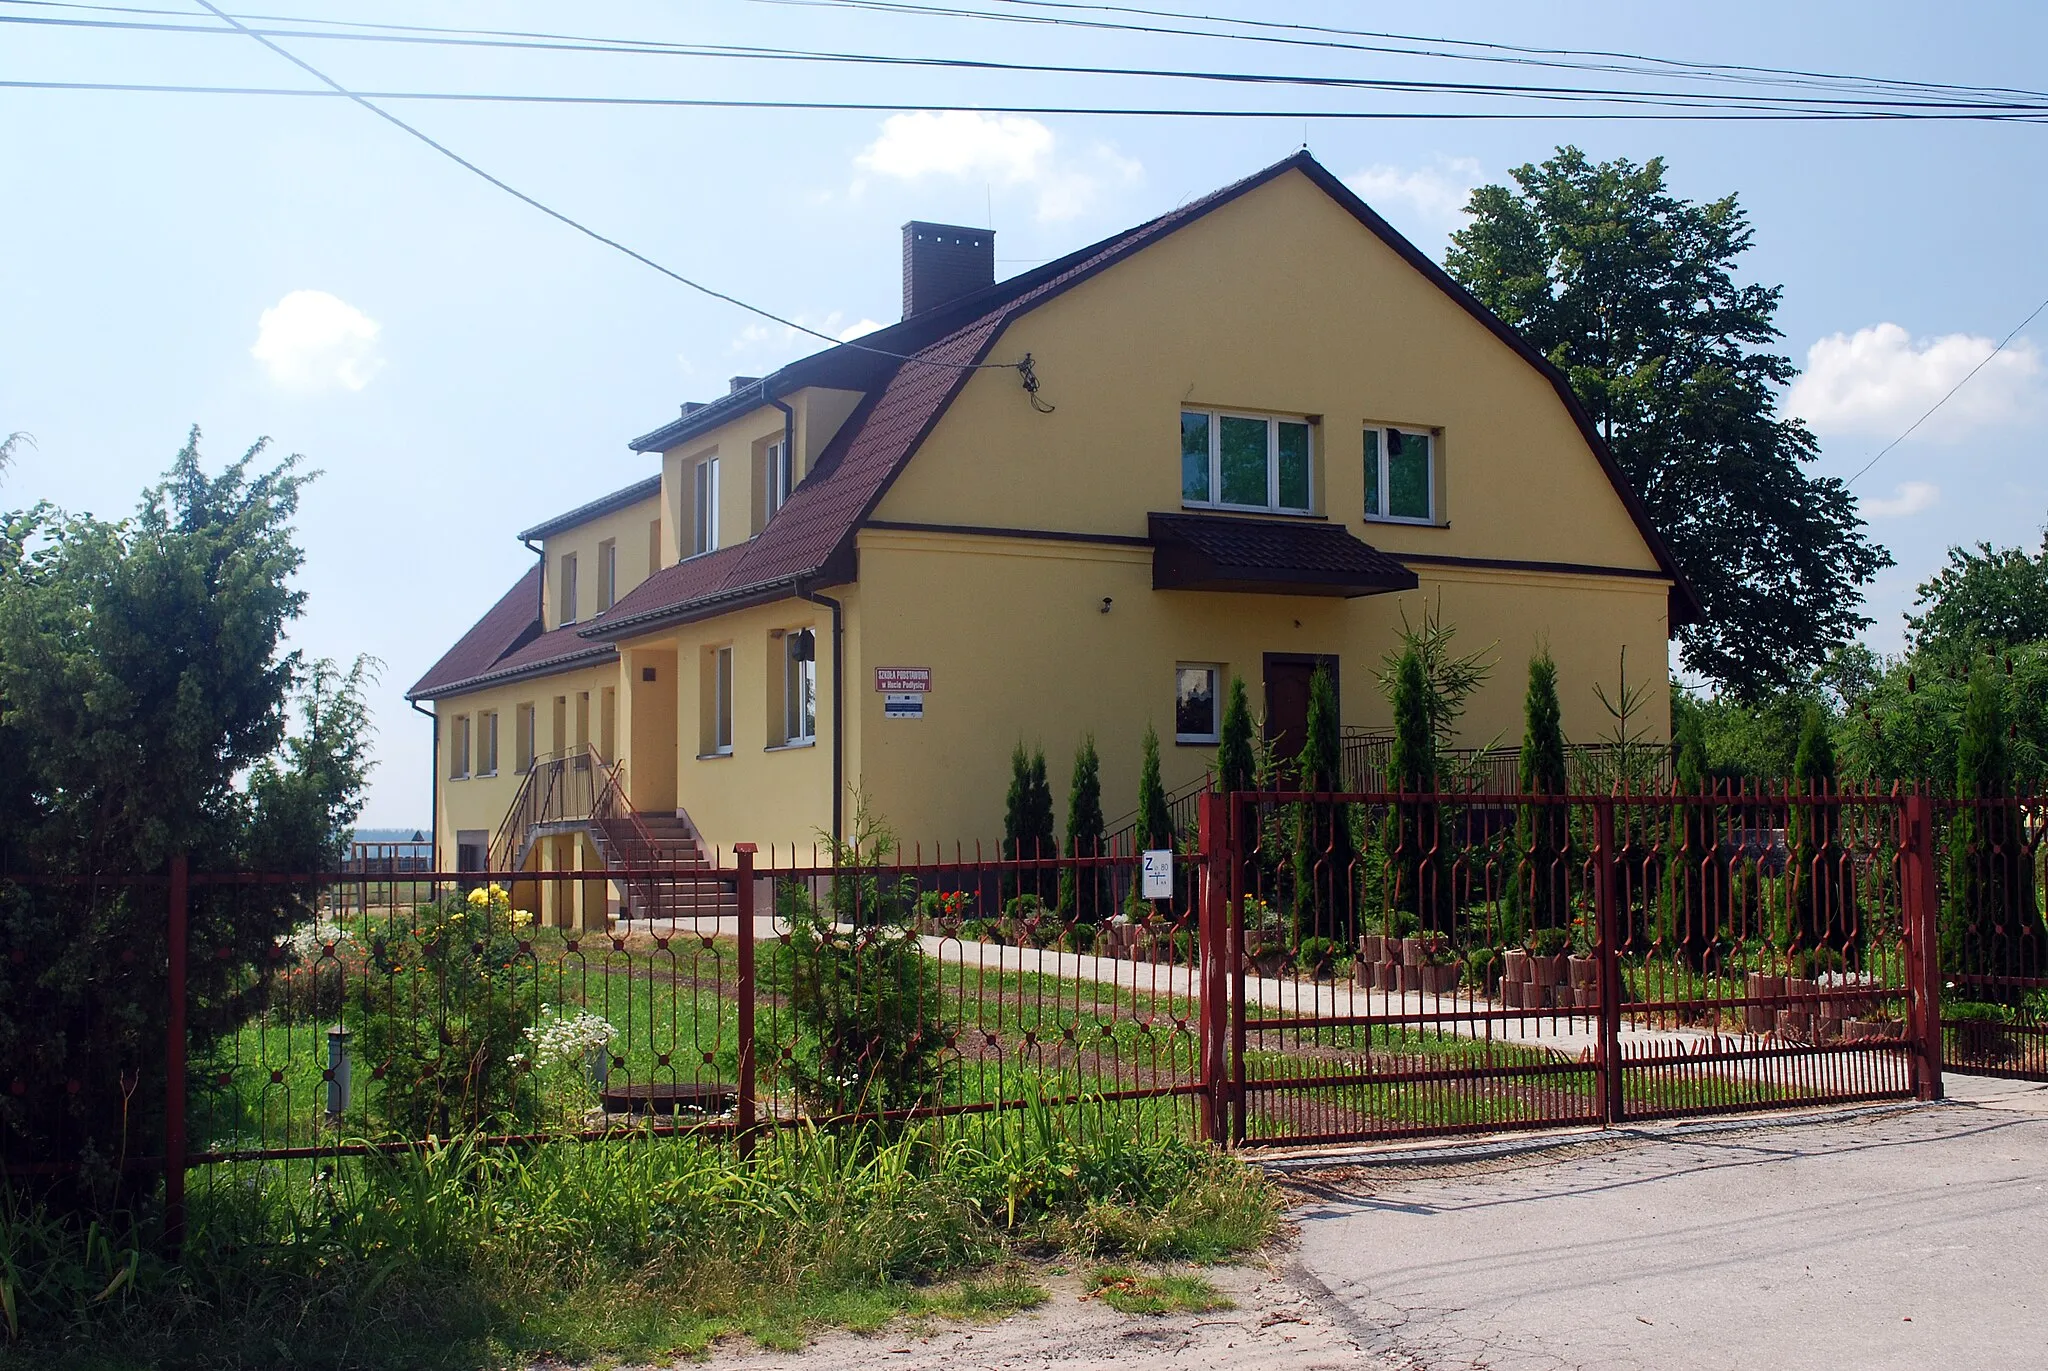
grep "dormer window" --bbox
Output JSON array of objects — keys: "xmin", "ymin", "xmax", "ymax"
[
  {"xmin": 766, "ymin": 440, "xmax": 795, "ymax": 516},
  {"xmin": 1181, "ymin": 409, "xmax": 1312, "ymax": 515}
]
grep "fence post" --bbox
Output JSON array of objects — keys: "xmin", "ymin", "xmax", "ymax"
[
  {"xmin": 1228, "ymin": 792, "xmax": 1248, "ymax": 1147},
  {"xmin": 1901, "ymin": 794, "xmax": 1944, "ymax": 1102},
  {"xmin": 1593, "ymin": 799, "xmax": 1625, "ymax": 1127},
  {"xmin": 733, "ymin": 843, "xmax": 759, "ymax": 1157},
  {"xmin": 1196, "ymin": 793, "xmax": 1224, "ymax": 1144},
  {"xmin": 164, "ymin": 851, "xmax": 189, "ymax": 1251}
]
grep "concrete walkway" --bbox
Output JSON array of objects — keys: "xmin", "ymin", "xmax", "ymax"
[
  {"xmin": 1281, "ymin": 1085, "xmax": 2048, "ymax": 1370},
  {"xmin": 619, "ymin": 917, "xmax": 1885, "ymax": 1068}
]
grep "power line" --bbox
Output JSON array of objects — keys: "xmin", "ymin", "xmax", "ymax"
[
  {"xmin": 11, "ymin": 79, "xmax": 2048, "ymax": 123},
  {"xmin": 175, "ymin": 0, "xmax": 1019, "ymax": 373},
  {"xmin": 6, "ymin": 4, "xmax": 2045, "ymax": 117},
  {"xmin": 751, "ymin": 0, "xmax": 2048, "ymax": 107},
  {"xmin": 1846, "ymin": 294, "xmax": 2048, "ymax": 487}
]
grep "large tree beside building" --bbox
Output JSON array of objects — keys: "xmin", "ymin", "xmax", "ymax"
[
  {"xmin": 0, "ymin": 431, "xmax": 374, "ymax": 1200},
  {"xmin": 1446, "ymin": 147, "xmax": 1891, "ymax": 700}
]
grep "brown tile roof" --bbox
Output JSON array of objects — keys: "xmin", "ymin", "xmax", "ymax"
[
  {"xmin": 1148, "ymin": 512, "xmax": 1420, "ymax": 596},
  {"xmin": 582, "ymin": 159, "xmax": 1304, "ymax": 642},
  {"xmin": 406, "ymin": 565, "xmax": 614, "ymax": 700}
]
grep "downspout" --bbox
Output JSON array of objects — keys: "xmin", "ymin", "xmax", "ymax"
[
  {"xmin": 410, "ymin": 698, "xmax": 439, "ymax": 867},
  {"xmin": 798, "ymin": 581, "xmax": 845, "ymax": 854},
  {"xmin": 521, "ymin": 535, "xmax": 545, "ymax": 623},
  {"xmin": 761, "ymin": 378, "xmax": 795, "ymax": 491}
]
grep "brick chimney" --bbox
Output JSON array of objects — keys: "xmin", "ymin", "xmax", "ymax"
[{"xmin": 901, "ymin": 221, "xmax": 994, "ymax": 318}]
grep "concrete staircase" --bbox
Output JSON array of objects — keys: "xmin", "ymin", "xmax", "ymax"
[{"xmin": 591, "ymin": 808, "xmax": 740, "ymax": 923}]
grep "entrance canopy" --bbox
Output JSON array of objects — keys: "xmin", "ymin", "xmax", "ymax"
[{"xmin": 1148, "ymin": 512, "xmax": 1418, "ymax": 597}]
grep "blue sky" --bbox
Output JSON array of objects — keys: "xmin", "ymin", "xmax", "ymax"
[{"xmin": 4, "ymin": 1, "xmax": 2045, "ymax": 824}]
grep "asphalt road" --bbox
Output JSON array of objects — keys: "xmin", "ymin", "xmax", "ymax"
[{"xmin": 1285, "ymin": 1077, "xmax": 2048, "ymax": 1371}]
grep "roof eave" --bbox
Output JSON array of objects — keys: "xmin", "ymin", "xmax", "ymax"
[{"xmin": 405, "ymin": 644, "xmax": 618, "ymax": 702}]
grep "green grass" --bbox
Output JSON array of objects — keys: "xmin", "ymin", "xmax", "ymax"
[
  {"xmin": 1086, "ymin": 1266, "xmax": 1232, "ymax": 1315},
  {"xmin": 2, "ymin": 1108, "xmax": 1278, "ymax": 1371}
]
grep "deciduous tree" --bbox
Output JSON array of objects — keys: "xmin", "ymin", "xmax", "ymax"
[{"xmin": 1446, "ymin": 147, "xmax": 1891, "ymax": 699}]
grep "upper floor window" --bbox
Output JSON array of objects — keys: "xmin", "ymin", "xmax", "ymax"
[
  {"xmin": 693, "ymin": 457, "xmax": 720, "ymax": 556},
  {"xmin": 1364, "ymin": 426, "xmax": 1436, "ymax": 523},
  {"xmin": 558, "ymin": 552, "xmax": 579, "ymax": 626},
  {"xmin": 648, "ymin": 517, "xmax": 662, "ymax": 576},
  {"xmin": 766, "ymin": 440, "xmax": 795, "ymax": 517},
  {"xmin": 597, "ymin": 539, "xmax": 618, "ymax": 611},
  {"xmin": 449, "ymin": 714, "xmax": 471, "ymax": 780},
  {"xmin": 1181, "ymin": 410, "xmax": 1312, "ymax": 514}
]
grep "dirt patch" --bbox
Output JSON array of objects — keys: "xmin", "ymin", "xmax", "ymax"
[{"xmin": 681, "ymin": 1263, "xmax": 1374, "ymax": 1370}]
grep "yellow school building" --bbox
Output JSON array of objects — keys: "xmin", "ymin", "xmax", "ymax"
[{"xmin": 408, "ymin": 152, "xmax": 1692, "ymax": 922}]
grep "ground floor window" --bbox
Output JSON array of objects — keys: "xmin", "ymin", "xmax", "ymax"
[
  {"xmin": 515, "ymin": 703, "xmax": 535, "ymax": 773},
  {"xmin": 783, "ymin": 628, "xmax": 817, "ymax": 745},
  {"xmin": 1175, "ymin": 664, "xmax": 1221, "ymax": 744},
  {"xmin": 477, "ymin": 710, "xmax": 499, "ymax": 776},
  {"xmin": 708, "ymin": 645, "xmax": 733, "ymax": 755}
]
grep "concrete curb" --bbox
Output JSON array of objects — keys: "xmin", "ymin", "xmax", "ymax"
[{"xmin": 1246, "ymin": 1097, "xmax": 1942, "ymax": 1172}]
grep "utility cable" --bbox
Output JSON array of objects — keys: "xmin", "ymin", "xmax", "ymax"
[
  {"xmin": 177, "ymin": 0, "xmax": 1022, "ymax": 372},
  {"xmin": 5, "ymin": 6, "xmax": 2042, "ymax": 115},
  {"xmin": 1845, "ymin": 293, "xmax": 2048, "ymax": 487},
  {"xmin": 11, "ymin": 78, "xmax": 2047, "ymax": 122}
]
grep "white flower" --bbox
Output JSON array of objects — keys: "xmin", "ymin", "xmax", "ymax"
[{"xmin": 521, "ymin": 1006, "xmax": 619, "ymax": 1069}]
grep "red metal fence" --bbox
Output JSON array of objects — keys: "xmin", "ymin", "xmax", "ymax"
[{"xmin": 11, "ymin": 785, "xmax": 2046, "ymax": 1240}]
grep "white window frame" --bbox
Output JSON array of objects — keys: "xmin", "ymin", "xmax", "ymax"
[
  {"xmin": 597, "ymin": 539, "xmax": 617, "ymax": 611},
  {"xmin": 693, "ymin": 457, "xmax": 720, "ymax": 556},
  {"xmin": 477, "ymin": 710, "xmax": 499, "ymax": 777},
  {"xmin": 713, "ymin": 645, "xmax": 734, "ymax": 756},
  {"xmin": 558, "ymin": 553, "xmax": 579, "ymax": 626},
  {"xmin": 766, "ymin": 439, "xmax": 795, "ymax": 517},
  {"xmin": 450, "ymin": 714, "xmax": 471, "ymax": 780},
  {"xmin": 1180, "ymin": 409, "xmax": 1314, "ymax": 515},
  {"xmin": 783, "ymin": 629, "xmax": 817, "ymax": 747},
  {"xmin": 1174, "ymin": 664, "xmax": 1222, "ymax": 745},
  {"xmin": 1363, "ymin": 424, "xmax": 1438, "ymax": 525}
]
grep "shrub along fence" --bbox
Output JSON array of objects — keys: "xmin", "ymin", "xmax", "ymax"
[{"xmin": 5, "ymin": 785, "xmax": 2040, "ymax": 1242}]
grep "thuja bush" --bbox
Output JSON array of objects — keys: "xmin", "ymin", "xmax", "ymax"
[
  {"xmin": 775, "ymin": 808, "xmax": 946, "ymax": 1118},
  {"xmin": 351, "ymin": 883, "xmax": 540, "ymax": 1137}
]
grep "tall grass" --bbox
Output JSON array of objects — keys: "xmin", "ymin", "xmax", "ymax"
[{"xmin": 1, "ymin": 1104, "xmax": 1277, "ymax": 1371}]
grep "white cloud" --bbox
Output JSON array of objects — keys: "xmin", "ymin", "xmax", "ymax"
[
  {"xmin": 250, "ymin": 290, "xmax": 383, "ymax": 391},
  {"xmin": 1343, "ymin": 156, "xmax": 1485, "ymax": 249},
  {"xmin": 730, "ymin": 311, "xmax": 886, "ymax": 356},
  {"xmin": 854, "ymin": 111, "xmax": 1141, "ymax": 222},
  {"xmin": 1860, "ymin": 480, "xmax": 1940, "ymax": 519},
  {"xmin": 1786, "ymin": 322, "xmax": 2042, "ymax": 439}
]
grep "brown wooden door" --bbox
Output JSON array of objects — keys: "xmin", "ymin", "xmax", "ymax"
[{"xmin": 1263, "ymin": 654, "xmax": 1338, "ymax": 776}]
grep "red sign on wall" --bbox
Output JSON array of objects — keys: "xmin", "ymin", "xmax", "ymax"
[{"xmin": 874, "ymin": 667, "xmax": 932, "ymax": 693}]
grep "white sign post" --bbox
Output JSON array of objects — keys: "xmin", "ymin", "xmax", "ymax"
[{"xmin": 1140, "ymin": 849, "xmax": 1173, "ymax": 900}]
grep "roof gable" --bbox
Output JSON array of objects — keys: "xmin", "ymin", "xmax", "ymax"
[{"xmin": 585, "ymin": 151, "xmax": 1694, "ymax": 641}]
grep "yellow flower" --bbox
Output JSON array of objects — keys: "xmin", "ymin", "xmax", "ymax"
[
  {"xmin": 466, "ymin": 888, "xmax": 488, "ymax": 908},
  {"xmin": 513, "ymin": 909, "xmax": 534, "ymax": 928}
]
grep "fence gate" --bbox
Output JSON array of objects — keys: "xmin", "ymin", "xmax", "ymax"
[
  {"xmin": 1216, "ymin": 787, "xmax": 1937, "ymax": 1149},
  {"xmin": 1936, "ymin": 794, "xmax": 2048, "ymax": 1080}
]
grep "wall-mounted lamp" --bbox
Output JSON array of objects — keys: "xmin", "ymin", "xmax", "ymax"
[{"xmin": 1100, "ymin": 597, "xmax": 1114, "ymax": 614}]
